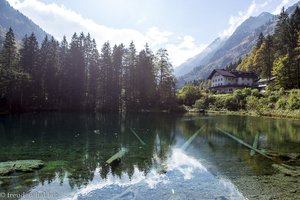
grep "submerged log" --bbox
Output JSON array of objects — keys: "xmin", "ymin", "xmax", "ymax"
[
  {"xmin": 216, "ymin": 128, "xmax": 300, "ymax": 176},
  {"xmin": 181, "ymin": 127, "xmax": 203, "ymax": 151},
  {"xmin": 105, "ymin": 147, "xmax": 128, "ymax": 165},
  {"xmin": 250, "ymin": 133, "xmax": 260, "ymax": 156},
  {"xmin": 216, "ymin": 128, "xmax": 273, "ymax": 160},
  {"xmin": 0, "ymin": 160, "xmax": 44, "ymax": 176},
  {"xmin": 130, "ymin": 128, "xmax": 146, "ymax": 146}
]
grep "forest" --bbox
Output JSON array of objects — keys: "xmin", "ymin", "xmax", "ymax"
[
  {"xmin": 238, "ymin": 7, "xmax": 300, "ymax": 89},
  {"xmin": 0, "ymin": 30, "xmax": 176, "ymax": 112},
  {"xmin": 177, "ymin": 7, "xmax": 300, "ymax": 118}
]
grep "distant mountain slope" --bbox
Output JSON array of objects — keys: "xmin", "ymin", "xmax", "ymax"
[
  {"xmin": 0, "ymin": 0, "xmax": 50, "ymax": 47},
  {"xmin": 174, "ymin": 37, "xmax": 225, "ymax": 77},
  {"xmin": 177, "ymin": 2, "xmax": 300, "ymax": 86},
  {"xmin": 176, "ymin": 12, "xmax": 276, "ymax": 85}
]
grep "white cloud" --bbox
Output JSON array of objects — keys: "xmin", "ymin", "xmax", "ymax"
[
  {"xmin": 146, "ymin": 27, "xmax": 173, "ymax": 46},
  {"xmin": 273, "ymin": 0, "xmax": 290, "ymax": 14},
  {"xmin": 6, "ymin": 0, "xmax": 202, "ymax": 67},
  {"xmin": 219, "ymin": 0, "xmax": 270, "ymax": 38},
  {"xmin": 166, "ymin": 36, "xmax": 207, "ymax": 67},
  {"xmin": 6, "ymin": 0, "xmax": 147, "ymax": 49}
]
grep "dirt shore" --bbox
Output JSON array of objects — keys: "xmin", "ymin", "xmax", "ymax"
[{"xmin": 231, "ymin": 173, "xmax": 300, "ymax": 200}]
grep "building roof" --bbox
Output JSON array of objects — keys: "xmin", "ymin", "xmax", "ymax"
[{"xmin": 208, "ymin": 69, "xmax": 258, "ymax": 79}]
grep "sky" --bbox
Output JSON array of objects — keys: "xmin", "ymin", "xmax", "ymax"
[{"xmin": 5, "ymin": 0, "xmax": 300, "ymax": 67}]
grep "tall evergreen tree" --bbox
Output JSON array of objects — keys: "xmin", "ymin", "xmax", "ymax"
[
  {"xmin": 274, "ymin": 7, "xmax": 290, "ymax": 56},
  {"xmin": 112, "ymin": 44, "xmax": 125, "ymax": 112},
  {"xmin": 253, "ymin": 35, "xmax": 274, "ymax": 79},
  {"xmin": 155, "ymin": 48, "xmax": 176, "ymax": 108},
  {"xmin": 39, "ymin": 36, "xmax": 60, "ymax": 107},
  {"xmin": 68, "ymin": 33, "xmax": 85, "ymax": 109},
  {"xmin": 87, "ymin": 39, "xmax": 100, "ymax": 110},
  {"xmin": 136, "ymin": 44, "xmax": 156, "ymax": 108},
  {"xmin": 57, "ymin": 36, "xmax": 70, "ymax": 109},
  {"xmin": 0, "ymin": 28, "xmax": 28, "ymax": 111},
  {"xmin": 98, "ymin": 41, "xmax": 112, "ymax": 111},
  {"xmin": 123, "ymin": 42, "xmax": 137, "ymax": 110},
  {"xmin": 19, "ymin": 33, "xmax": 41, "ymax": 107},
  {"xmin": 0, "ymin": 28, "xmax": 17, "ymax": 69}
]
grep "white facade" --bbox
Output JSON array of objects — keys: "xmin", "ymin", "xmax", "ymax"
[
  {"xmin": 237, "ymin": 77, "xmax": 254, "ymax": 86},
  {"xmin": 209, "ymin": 69, "xmax": 258, "ymax": 94},
  {"xmin": 211, "ymin": 73, "xmax": 255, "ymax": 88},
  {"xmin": 211, "ymin": 73, "xmax": 236, "ymax": 87}
]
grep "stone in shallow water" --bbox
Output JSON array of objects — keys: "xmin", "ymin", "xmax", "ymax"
[{"xmin": 0, "ymin": 160, "xmax": 44, "ymax": 176}]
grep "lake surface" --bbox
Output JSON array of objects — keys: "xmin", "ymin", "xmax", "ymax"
[{"xmin": 0, "ymin": 113, "xmax": 300, "ymax": 200}]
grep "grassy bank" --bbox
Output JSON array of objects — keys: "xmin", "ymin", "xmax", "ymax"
[
  {"xmin": 206, "ymin": 109, "xmax": 300, "ymax": 120},
  {"xmin": 178, "ymin": 86, "xmax": 300, "ymax": 120}
]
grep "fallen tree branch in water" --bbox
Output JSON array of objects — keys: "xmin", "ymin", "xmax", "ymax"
[
  {"xmin": 130, "ymin": 128, "xmax": 146, "ymax": 146},
  {"xmin": 216, "ymin": 128, "xmax": 272, "ymax": 160},
  {"xmin": 216, "ymin": 128, "xmax": 300, "ymax": 176},
  {"xmin": 250, "ymin": 133, "xmax": 260, "ymax": 156},
  {"xmin": 181, "ymin": 127, "xmax": 203, "ymax": 151},
  {"xmin": 105, "ymin": 147, "xmax": 128, "ymax": 165}
]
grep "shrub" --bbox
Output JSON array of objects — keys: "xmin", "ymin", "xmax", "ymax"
[
  {"xmin": 276, "ymin": 97, "xmax": 287, "ymax": 109},
  {"xmin": 224, "ymin": 96, "xmax": 239, "ymax": 111},
  {"xmin": 246, "ymin": 96, "xmax": 260, "ymax": 111},
  {"xmin": 268, "ymin": 95, "xmax": 278, "ymax": 103},
  {"xmin": 194, "ymin": 95, "xmax": 215, "ymax": 110},
  {"xmin": 259, "ymin": 97, "xmax": 270, "ymax": 110},
  {"xmin": 251, "ymin": 89, "xmax": 262, "ymax": 98},
  {"xmin": 177, "ymin": 84, "xmax": 201, "ymax": 106},
  {"xmin": 287, "ymin": 94, "xmax": 300, "ymax": 110}
]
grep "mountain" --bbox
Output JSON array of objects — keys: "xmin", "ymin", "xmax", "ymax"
[
  {"xmin": 176, "ymin": 12, "xmax": 276, "ymax": 86},
  {"xmin": 177, "ymin": 2, "xmax": 300, "ymax": 86},
  {"xmin": 0, "ymin": 0, "xmax": 50, "ymax": 47},
  {"xmin": 174, "ymin": 37, "xmax": 225, "ymax": 77}
]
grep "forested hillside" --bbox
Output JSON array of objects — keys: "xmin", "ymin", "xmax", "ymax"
[
  {"xmin": 238, "ymin": 7, "xmax": 300, "ymax": 89},
  {"xmin": 0, "ymin": 0, "xmax": 49, "ymax": 46},
  {"xmin": 0, "ymin": 29, "xmax": 176, "ymax": 112}
]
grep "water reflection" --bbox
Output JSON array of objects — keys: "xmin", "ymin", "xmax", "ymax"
[{"xmin": 0, "ymin": 113, "xmax": 299, "ymax": 199}]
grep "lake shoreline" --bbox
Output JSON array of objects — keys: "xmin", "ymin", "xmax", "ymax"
[{"xmin": 184, "ymin": 107, "xmax": 300, "ymax": 120}]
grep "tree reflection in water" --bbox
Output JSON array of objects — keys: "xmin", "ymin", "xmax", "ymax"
[{"xmin": 0, "ymin": 113, "xmax": 299, "ymax": 199}]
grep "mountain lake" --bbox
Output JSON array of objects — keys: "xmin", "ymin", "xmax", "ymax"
[{"xmin": 0, "ymin": 112, "xmax": 299, "ymax": 200}]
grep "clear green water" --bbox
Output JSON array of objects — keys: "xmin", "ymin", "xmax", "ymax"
[{"xmin": 0, "ymin": 113, "xmax": 299, "ymax": 200}]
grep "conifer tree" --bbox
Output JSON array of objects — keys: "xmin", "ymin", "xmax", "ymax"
[
  {"xmin": 0, "ymin": 27, "xmax": 17, "ymax": 69},
  {"xmin": 155, "ymin": 48, "xmax": 176, "ymax": 108}
]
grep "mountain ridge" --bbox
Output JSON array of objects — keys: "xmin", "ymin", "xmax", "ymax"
[
  {"xmin": 0, "ymin": 0, "xmax": 50, "ymax": 47},
  {"xmin": 176, "ymin": 2, "xmax": 300, "ymax": 87}
]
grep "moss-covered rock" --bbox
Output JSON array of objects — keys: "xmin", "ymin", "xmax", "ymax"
[{"xmin": 0, "ymin": 160, "xmax": 44, "ymax": 176}]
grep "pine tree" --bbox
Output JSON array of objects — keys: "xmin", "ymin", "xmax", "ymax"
[
  {"xmin": 57, "ymin": 36, "xmax": 70, "ymax": 109},
  {"xmin": 39, "ymin": 36, "xmax": 59, "ymax": 107},
  {"xmin": 123, "ymin": 41, "xmax": 137, "ymax": 110},
  {"xmin": 98, "ymin": 41, "xmax": 112, "ymax": 111},
  {"xmin": 155, "ymin": 48, "xmax": 176, "ymax": 108},
  {"xmin": 0, "ymin": 28, "xmax": 28, "ymax": 111},
  {"xmin": 0, "ymin": 27, "xmax": 17, "ymax": 69},
  {"xmin": 256, "ymin": 32, "xmax": 265, "ymax": 49},
  {"xmin": 87, "ymin": 39, "xmax": 100, "ymax": 110},
  {"xmin": 136, "ymin": 44, "xmax": 156, "ymax": 109},
  {"xmin": 294, "ymin": 33, "xmax": 300, "ymax": 88},
  {"xmin": 274, "ymin": 7, "xmax": 290, "ymax": 56},
  {"xmin": 112, "ymin": 44, "xmax": 125, "ymax": 112},
  {"xmin": 68, "ymin": 33, "xmax": 85, "ymax": 109},
  {"xmin": 253, "ymin": 35, "xmax": 274, "ymax": 79},
  {"xmin": 19, "ymin": 33, "xmax": 41, "ymax": 107}
]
